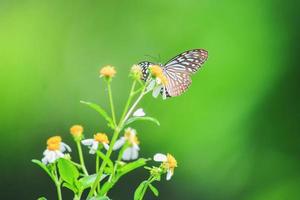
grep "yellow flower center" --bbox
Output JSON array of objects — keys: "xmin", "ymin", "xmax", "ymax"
[
  {"xmin": 100, "ymin": 65, "xmax": 116, "ymax": 78},
  {"xmin": 46, "ymin": 136, "xmax": 61, "ymax": 151},
  {"xmin": 166, "ymin": 153, "xmax": 177, "ymax": 169},
  {"xmin": 47, "ymin": 136, "xmax": 61, "ymax": 145},
  {"xmin": 47, "ymin": 143, "xmax": 60, "ymax": 151},
  {"xmin": 94, "ymin": 133, "xmax": 109, "ymax": 144},
  {"xmin": 149, "ymin": 65, "xmax": 163, "ymax": 77},
  {"xmin": 149, "ymin": 65, "xmax": 168, "ymax": 85},
  {"xmin": 124, "ymin": 130, "xmax": 140, "ymax": 145},
  {"xmin": 70, "ymin": 125, "xmax": 83, "ymax": 137}
]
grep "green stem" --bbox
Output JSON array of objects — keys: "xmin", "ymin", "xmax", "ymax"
[
  {"xmin": 56, "ymin": 183, "xmax": 62, "ymax": 200},
  {"xmin": 54, "ymin": 165, "xmax": 62, "ymax": 200},
  {"xmin": 76, "ymin": 140, "xmax": 88, "ymax": 175},
  {"xmin": 107, "ymin": 81, "xmax": 117, "ymax": 126},
  {"xmin": 96, "ymin": 154, "xmax": 100, "ymax": 192},
  {"xmin": 87, "ymin": 81, "xmax": 148, "ymax": 198},
  {"xmin": 119, "ymin": 80, "xmax": 136, "ymax": 123}
]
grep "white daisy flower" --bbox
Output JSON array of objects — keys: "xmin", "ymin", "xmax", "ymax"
[
  {"xmin": 153, "ymin": 153, "xmax": 177, "ymax": 180},
  {"xmin": 133, "ymin": 108, "xmax": 146, "ymax": 117},
  {"xmin": 81, "ymin": 133, "xmax": 110, "ymax": 154},
  {"xmin": 42, "ymin": 136, "xmax": 71, "ymax": 165},
  {"xmin": 113, "ymin": 128, "xmax": 140, "ymax": 161}
]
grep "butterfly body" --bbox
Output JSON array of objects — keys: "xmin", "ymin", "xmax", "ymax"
[{"xmin": 138, "ymin": 49, "xmax": 208, "ymax": 98}]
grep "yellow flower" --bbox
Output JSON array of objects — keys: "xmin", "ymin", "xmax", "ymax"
[
  {"xmin": 100, "ymin": 65, "xmax": 116, "ymax": 78},
  {"xmin": 42, "ymin": 136, "xmax": 71, "ymax": 164},
  {"xmin": 70, "ymin": 125, "xmax": 83, "ymax": 137},
  {"xmin": 47, "ymin": 136, "xmax": 62, "ymax": 146},
  {"xmin": 130, "ymin": 64, "xmax": 142, "ymax": 80},
  {"xmin": 113, "ymin": 128, "xmax": 140, "ymax": 160},
  {"xmin": 94, "ymin": 133, "xmax": 109, "ymax": 144},
  {"xmin": 124, "ymin": 128, "xmax": 140, "ymax": 145},
  {"xmin": 149, "ymin": 65, "xmax": 163, "ymax": 78},
  {"xmin": 153, "ymin": 153, "xmax": 177, "ymax": 180},
  {"xmin": 148, "ymin": 65, "xmax": 168, "ymax": 86},
  {"xmin": 82, "ymin": 133, "xmax": 110, "ymax": 154}
]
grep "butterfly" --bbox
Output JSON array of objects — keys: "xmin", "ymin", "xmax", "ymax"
[{"xmin": 138, "ymin": 49, "xmax": 208, "ymax": 98}]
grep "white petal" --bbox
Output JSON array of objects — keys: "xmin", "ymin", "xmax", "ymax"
[
  {"xmin": 113, "ymin": 138, "xmax": 126, "ymax": 150},
  {"xmin": 103, "ymin": 143, "xmax": 110, "ymax": 150},
  {"xmin": 122, "ymin": 147, "xmax": 132, "ymax": 161},
  {"xmin": 89, "ymin": 141, "xmax": 99, "ymax": 154},
  {"xmin": 166, "ymin": 170, "xmax": 173, "ymax": 180},
  {"xmin": 146, "ymin": 80, "xmax": 155, "ymax": 92},
  {"xmin": 42, "ymin": 156, "xmax": 48, "ymax": 164},
  {"xmin": 61, "ymin": 142, "xmax": 71, "ymax": 152},
  {"xmin": 47, "ymin": 151, "xmax": 56, "ymax": 163},
  {"xmin": 43, "ymin": 149, "xmax": 49, "ymax": 156},
  {"xmin": 153, "ymin": 153, "xmax": 167, "ymax": 162},
  {"xmin": 133, "ymin": 143, "xmax": 140, "ymax": 151},
  {"xmin": 152, "ymin": 86, "xmax": 162, "ymax": 98},
  {"xmin": 55, "ymin": 150, "xmax": 64, "ymax": 159},
  {"xmin": 133, "ymin": 108, "xmax": 146, "ymax": 117},
  {"xmin": 81, "ymin": 139, "xmax": 94, "ymax": 146},
  {"xmin": 131, "ymin": 148, "xmax": 139, "ymax": 160}
]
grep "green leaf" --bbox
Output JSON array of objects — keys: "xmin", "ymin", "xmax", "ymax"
[
  {"xmin": 149, "ymin": 184, "xmax": 159, "ymax": 196},
  {"xmin": 124, "ymin": 116, "xmax": 160, "ymax": 126},
  {"xmin": 80, "ymin": 101, "xmax": 114, "ymax": 128},
  {"xmin": 134, "ymin": 181, "xmax": 148, "ymax": 200},
  {"xmin": 117, "ymin": 158, "xmax": 148, "ymax": 177},
  {"xmin": 31, "ymin": 159, "xmax": 55, "ymax": 182},
  {"xmin": 62, "ymin": 182, "xmax": 78, "ymax": 193},
  {"xmin": 37, "ymin": 197, "xmax": 47, "ymax": 200},
  {"xmin": 57, "ymin": 158, "xmax": 79, "ymax": 185},
  {"xmin": 96, "ymin": 150, "xmax": 114, "ymax": 171}
]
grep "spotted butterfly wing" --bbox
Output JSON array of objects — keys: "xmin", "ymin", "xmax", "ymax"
[
  {"xmin": 138, "ymin": 49, "xmax": 208, "ymax": 97},
  {"xmin": 163, "ymin": 49, "xmax": 208, "ymax": 97}
]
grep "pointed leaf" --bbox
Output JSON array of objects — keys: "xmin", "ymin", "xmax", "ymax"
[
  {"xmin": 37, "ymin": 197, "xmax": 47, "ymax": 200},
  {"xmin": 134, "ymin": 181, "xmax": 148, "ymax": 200},
  {"xmin": 124, "ymin": 116, "xmax": 160, "ymax": 126},
  {"xmin": 96, "ymin": 150, "xmax": 114, "ymax": 171},
  {"xmin": 117, "ymin": 158, "xmax": 148, "ymax": 176},
  {"xmin": 80, "ymin": 101, "xmax": 114, "ymax": 128},
  {"xmin": 57, "ymin": 158, "xmax": 79, "ymax": 185},
  {"xmin": 78, "ymin": 173, "xmax": 107, "ymax": 190},
  {"xmin": 62, "ymin": 182, "xmax": 78, "ymax": 193},
  {"xmin": 149, "ymin": 184, "xmax": 159, "ymax": 196}
]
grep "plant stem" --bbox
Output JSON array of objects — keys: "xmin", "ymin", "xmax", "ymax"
[
  {"xmin": 87, "ymin": 81, "xmax": 148, "ymax": 198},
  {"xmin": 107, "ymin": 81, "xmax": 117, "ymax": 126},
  {"xmin": 76, "ymin": 140, "xmax": 88, "ymax": 175},
  {"xmin": 54, "ymin": 165, "xmax": 62, "ymax": 200},
  {"xmin": 56, "ymin": 183, "xmax": 62, "ymax": 200},
  {"xmin": 96, "ymin": 154, "xmax": 100, "ymax": 192},
  {"xmin": 119, "ymin": 80, "xmax": 136, "ymax": 123}
]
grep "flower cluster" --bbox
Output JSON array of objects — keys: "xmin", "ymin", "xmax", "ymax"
[{"xmin": 33, "ymin": 65, "xmax": 177, "ymax": 200}]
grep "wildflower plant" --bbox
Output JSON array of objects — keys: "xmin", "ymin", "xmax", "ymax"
[{"xmin": 32, "ymin": 64, "xmax": 178, "ymax": 200}]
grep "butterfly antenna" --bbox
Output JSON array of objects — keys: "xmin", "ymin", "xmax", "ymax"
[{"xmin": 144, "ymin": 54, "xmax": 164, "ymax": 63}]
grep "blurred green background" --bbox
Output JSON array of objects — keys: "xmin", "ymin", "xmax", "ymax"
[{"xmin": 1, "ymin": 0, "xmax": 299, "ymax": 199}]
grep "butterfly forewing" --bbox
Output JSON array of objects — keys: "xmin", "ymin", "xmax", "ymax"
[
  {"xmin": 163, "ymin": 49, "xmax": 208, "ymax": 96},
  {"xmin": 164, "ymin": 49, "xmax": 208, "ymax": 74},
  {"xmin": 138, "ymin": 61, "xmax": 155, "ymax": 81}
]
